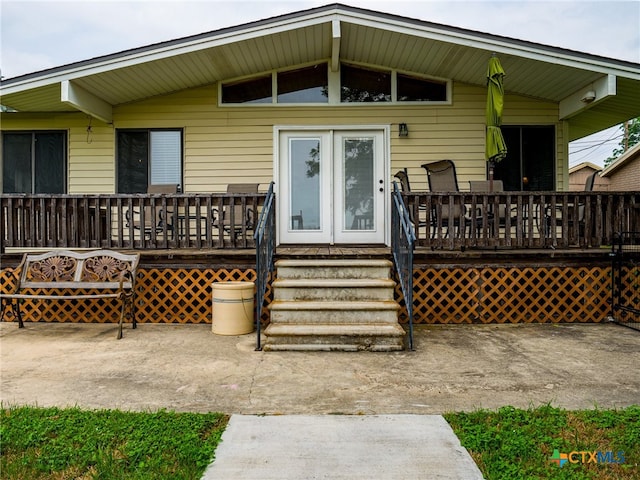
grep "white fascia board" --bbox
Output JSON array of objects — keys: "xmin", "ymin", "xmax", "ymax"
[
  {"xmin": 3, "ymin": 6, "xmax": 639, "ymax": 96},
  {"xmin": 559, "ymin": 75, "xmax": 616, "ymax": 120},
  {"xmin": 339, "ymin": 10, "xmax": 640, "ymax": 80},
  {"xmin": 60, "ymin": 80, "xmax": 113, "ymax": 124},
  {"xmin": 1, "ymin": 12, "xmax": 336, "ymax": 95}
]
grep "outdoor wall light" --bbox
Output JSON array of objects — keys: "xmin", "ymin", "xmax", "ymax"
[
  {"xmin": 399, "ymin": 123, "xmax": 409, "ymax": 137},
  {"xmin": 581, "ymin": 90, "xmax": 596, "ymax": 103}
]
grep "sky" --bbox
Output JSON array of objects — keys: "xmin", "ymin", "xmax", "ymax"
[{"xmin": 1, "ymin": 0, "xmax": 639, "ymax": 167}]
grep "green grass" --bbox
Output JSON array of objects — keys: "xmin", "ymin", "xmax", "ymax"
[
  {"xmin": 0, "ymin": 406, "xmax": 228, "ymax": 480},
  {"xmin": 1, "ymin": 405, "xmax": 638, "ymax": 479},
  {"xmin": 445, "ymin": 404, "xmax": 640, "ymax": 480}
]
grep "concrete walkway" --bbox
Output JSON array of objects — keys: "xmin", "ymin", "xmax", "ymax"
[{"xmin": 202, "ymin": 415, "xmax": 483, "ymax": 479}]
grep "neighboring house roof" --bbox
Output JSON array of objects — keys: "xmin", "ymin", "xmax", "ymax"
[
  {"xmin": 568, "ymin": 162, "xmax": 603, "ymax": 175},
  {"xmin": 1, "ymin": 3, "xmax": 639, "ymax": 140},
  {"xmin": 600, "ymin": 142, "xmax": 640, "ymax": 177}
]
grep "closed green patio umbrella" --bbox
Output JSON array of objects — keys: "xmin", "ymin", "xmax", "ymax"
[{"xmin": 486, "ymin": 54, "xmax": 507, "ymax": 190}]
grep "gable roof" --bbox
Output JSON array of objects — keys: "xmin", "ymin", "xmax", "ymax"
[
  {"xmin": 2, "ymin": 3, "xmax": 639, "ymax": 140},
  {"xmin": 569, "ymin": 162, "xmax": 603, "ymax": 175},
  {"xmin": 600, "ymin": 143, "xmax": 640, "ymax": 177}
]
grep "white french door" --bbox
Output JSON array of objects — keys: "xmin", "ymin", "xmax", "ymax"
[{"xmin": 278, "ymin": 129, "xmax": 387, "ymax": 245}]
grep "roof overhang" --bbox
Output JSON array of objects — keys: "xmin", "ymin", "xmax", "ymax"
[{"xmin": 2, "ymin": 3, "xmax": 639, "ymax": 139}]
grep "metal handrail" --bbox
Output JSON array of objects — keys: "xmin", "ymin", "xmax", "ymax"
[
  {"xmin": 609, "ymin": 231, "xmax": 640, "ymax": 331},
  {"xmin": 391, "ymin": 182, "xmax": 416, "ymax": 350},
  {"xmin": 254, "ymin": 182, "xmax": 276, "ymax": 350}
]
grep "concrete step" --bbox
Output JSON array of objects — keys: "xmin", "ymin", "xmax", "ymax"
[
  {"xmin": 263, "ymin": 323, "xmax": 406, "ymax": 352},
  {"xmin": 275, "ymin": 259, "xmax": 392, "ymax": 280},
  {"xmin": 264, "ymin": 258, "xmax": 405, "ymax": 352},
  {"xmin": 269, "ymin": 300, "xmax": 400, "ymax": 324},
  {"xmin": 272, "ymin": 278, "xmax": 396, "ymax": 302}
]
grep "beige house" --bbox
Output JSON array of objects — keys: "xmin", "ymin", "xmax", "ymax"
[
  {"xmin": 568, "ymin": 162, "xmax": 605, "ymax": 191},
  {"xmin": 2, "ymin": 3, "xmax": 640, "ymax": 247},
  {"xmin": 599, "ymin": 143, "xmax": 640, "ymax": 191}
]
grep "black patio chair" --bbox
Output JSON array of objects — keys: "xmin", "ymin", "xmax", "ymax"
[
  {"xmin": 212, "ymin": 183, "xmax": 259, "ymax": 233},
  {"xmin": 393, "ymin": 168, "xmax": 427, "ymax": 230},
  {"xmin": 125, "ymin": 184, "xmax": 177, "ymax": 239},
  {"xmin": 421, "ymin": 160, "xmax": 469, "ymax": 238}
]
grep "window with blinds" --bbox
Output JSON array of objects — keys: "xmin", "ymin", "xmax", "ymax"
[{"xmin": 117, "ymin": 129, "xmax": 182, "ymax": 193}]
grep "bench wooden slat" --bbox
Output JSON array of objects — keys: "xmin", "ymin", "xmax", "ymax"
[
  {"xmin": 12, "ymin": 282, "xmax": 132, "ymax": 289},
  {"xmin": 0, "ymin": 293, "xmax": 121, "ymax": 300}
]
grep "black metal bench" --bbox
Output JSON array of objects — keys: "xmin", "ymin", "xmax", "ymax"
[{"xmin": 0, "ymin": 250, "xmax": 140, "ymax": 339}]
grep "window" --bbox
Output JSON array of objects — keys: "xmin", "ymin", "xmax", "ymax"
[
  {"xmin": 2, "ymin": 131, "xmax": 66, "ymax": 193},
  {"xmin": 221, "ymin": 75, "xmax": 272, "ymax": 104},
  {"xmin": 277, "ymin": 64, "xmax": 328, "ymax": 103},
  {"xmin": 340, "ymin": 64, "xmax": 391, "ymax": 103},
  {"xmin": 221, "ymin": 62, "xmax": 450, "ymax": 105},
  {"xmin": 117, "ymin": 129, "xmax": 182, "ymax": 193},
  {"xmin": 397, "ymin": 73, "xmax": 447, "ymax": 102},
  {"xmin": 494, "ymin": 126, "xmax": 555, "ymax": 191}
]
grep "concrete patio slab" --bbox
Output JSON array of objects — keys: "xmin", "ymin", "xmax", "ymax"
[{"xmin": 1, "ymin": 322, "xmax": 638, "ymax": 414}]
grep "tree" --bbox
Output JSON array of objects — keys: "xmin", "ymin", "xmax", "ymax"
[{"xmin": 605, "ymin": 117, "xmax": 640, "ymax": 167}]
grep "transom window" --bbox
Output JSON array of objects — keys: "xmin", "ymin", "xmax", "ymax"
[
  {"xmin": 398, "ymin": 73, "xmax": 447, "ymax": 102},
  {"xmin": 340, "ymin": 64, "xmax": 391, "ymax": 103},
  {"xmin": 278, "ymin": 64, "xmax": 328, "ymax": 103},
  {"xmin": 220, "ymin": 62, "xmax": 449, "ymax": 105}
]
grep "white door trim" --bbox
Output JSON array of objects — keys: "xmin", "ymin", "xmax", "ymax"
[{"xmin": 274, "ymin": 125, "xmax": 390, "ymax": 246}]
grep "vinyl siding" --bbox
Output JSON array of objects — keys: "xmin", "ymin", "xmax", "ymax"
[{"xmin": 1, "ymin": 81, "xmax": 563, "ymax": 193}]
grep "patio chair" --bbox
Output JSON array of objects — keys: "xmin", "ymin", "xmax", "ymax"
[
  {"xmin": 421, "ymin": 160, "xmax": 468, "ymax": 237},
  {"xmin": 212, "ymin": 183, "xmax": 259, "ymax": 233},
  {"xmin": 469, "ymin": 180, "xmax": 510, "ymax": 231},
  {"xmin": 545, "ymin": 170, "xmax": 600, "ymax": 237},
  {"xmin": 125, "ymin": 184, "xmax": 177, "ymax": 239},
  {"xmin": 393, "ymin": 168, "xmax": 412, "ymax": 193},
  {"xmin": 393, "ymin": 169, "xmax": 427, "ymax": 229}
]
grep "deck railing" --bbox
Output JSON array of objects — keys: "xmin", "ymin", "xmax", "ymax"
[
  {"xmin": 1, "ymin": 191, "xmax": 638, "ymax": 252},
  {"xmin": 402, "ymin": 191, "xmax": 639, "ymax": 250},
  {"xmin": 1, "ymin": 193, "xmax": 265, "ymax": 252}
]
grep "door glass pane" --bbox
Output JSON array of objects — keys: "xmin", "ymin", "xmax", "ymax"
[
  {"xmin": 2, "ymin": 133, "xmax": 32, "ymax": 193},
  {"xmin": 522, "ymin": 126, "xmax": 555, "ymax": 190},
  {"xmin": 343, "ymin": 137, "xmax": 374, "ymax": 231},
  {"xmin": 117, "ymin": 131, "xmax": 149, "ymax": 193},
  {"xmin": 34, "ymin": 132, "xmax": 65, "ymax": 194},
  {"xmin": 496, "ymin": 126, "xmax": 555, "ymax": 191},
  {"xmin": 290, "ymin": 138, "xmax": 321, "ymax": 230}
]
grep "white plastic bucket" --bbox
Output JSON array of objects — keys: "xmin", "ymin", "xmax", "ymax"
[{"xmin": 211, "ymin": 281, "xmax": 255, "ymax": 335}]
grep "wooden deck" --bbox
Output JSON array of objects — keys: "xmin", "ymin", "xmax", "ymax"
[{"xmin": 2, "ymin": 192, "xmax": 638, "ymax": 252}]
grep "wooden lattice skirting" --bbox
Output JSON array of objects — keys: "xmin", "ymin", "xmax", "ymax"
[{"xmin": 1, "ymin": 266, "xmax": 617, "ymax": 325}]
